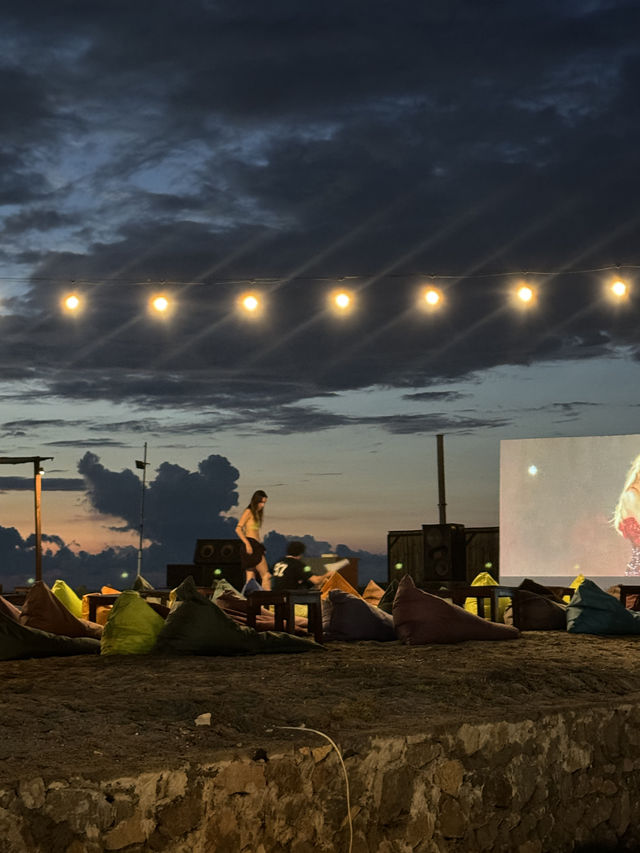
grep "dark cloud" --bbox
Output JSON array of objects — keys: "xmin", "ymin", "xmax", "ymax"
[
  {"xmin": 402, "ymin": 391, "xmax": 467, "ymax": 402},
  {"xmin": 77, "ymin": 450, "xmax": 240, "ymax": 563},
  {"xmin": 0, "ymin": 450, "xmax": 386, "ymax": 590},
  {"xmin": 0, "ymin": 477, "xmax": 84, "ymax": 491},
  {"xmin": 0, "ymin": 1, "xmax": 638, "ymax": 420}
]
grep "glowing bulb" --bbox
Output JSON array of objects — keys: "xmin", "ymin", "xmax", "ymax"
[
  {"xmin": 64, "ymin": 294, "xmax": 80, "ymax": 311},
  {"xmin": 528, "ymin": 465, "xmax": 538, "ymax": 476},
  {"xmin": 424, "ymin": 288, "xmax": 441, "ymax": 306},
  {"xmin": 243, "ymin": 295, "xmax": 259, "ymax": 312},
  {"xmin": 121, "ymin": 572, "xmax": 129, "ymax": 579},
  {"xmin": 335, "ymin": 292, "xmax": 351, "ymax": 310},
  {"xmin": 611, "ymin": 280, "xmax": 627, "ymax": 298},
  {"xmin": 517, "ymin": 286, "xmax": 533, "ymax": 303},
  {"xmin": 153, "ymin": 296, "xmax": 169, "ymax": 313}
]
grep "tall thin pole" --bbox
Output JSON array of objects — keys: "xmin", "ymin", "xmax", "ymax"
[
  {"xmin": 136, "ymin": 442, "xmax": 148, "ymax": 578},
  {"xmin": 436, "ymin": 434, "xmax": 447, "ymax": 525},
  {"xmin": 33, "ymin": 458, "xmax": 43, "ymax": 582}
]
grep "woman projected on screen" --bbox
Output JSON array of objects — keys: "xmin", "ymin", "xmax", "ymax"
[
  {"xmin": 236, "ymin": 489, "xmax": 271, "ymax": 589},
  {"xmin": 613, "ymin": 454, "xmax": 640, "ymax": 577}
]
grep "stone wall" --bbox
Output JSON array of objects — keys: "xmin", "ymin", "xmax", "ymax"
[{"xmin": 2, "ymin": 700, "xmax": 640, "ymax": 852}]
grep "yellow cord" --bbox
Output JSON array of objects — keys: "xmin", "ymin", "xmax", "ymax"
[{"xmin": 276, "ymin": 725, "xmax": 353, "ymax": 853}]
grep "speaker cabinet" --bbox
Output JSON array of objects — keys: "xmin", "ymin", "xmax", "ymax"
[
  {"xmin": 388, "ymin": 530, "xmax": 425, "ymax": 584},
  {"xmin": 422, "ymin": 523, "xmax": 466, "ymax": 582},
  {"xmin": 193, "ymin": 538, "xmax": 243, "ymax": 564},
  {"xmin": 167, "ymin": 537, "xmax": 245, "ymax": 592},
  {"xmin": 166, "ymin": 561, "xmax": 246, "ymax": 592}
]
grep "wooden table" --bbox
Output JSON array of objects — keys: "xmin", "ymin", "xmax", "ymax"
[{"xmin": 245, "ymin": 589, "xmax": 323, "ymax": 644}]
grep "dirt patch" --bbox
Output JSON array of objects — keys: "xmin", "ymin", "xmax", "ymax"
[{"xmin": 2, "ymin": 632, "xmax": 640, "ymax": 784}]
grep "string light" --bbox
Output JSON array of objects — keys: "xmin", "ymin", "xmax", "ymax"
[
  {"xmin": 238, "ymin": 291, "xmax": 262, "ymax": 315},
  {"xmin": 330, "ymin": 290, "xmax": 353, "ymax": 313},
  {"xmin": 611, "ymin": 279, "xmax": 628, "ymax": 299},
  {"xmin": 38, "ymin": 266, "xmax": 636, "ymax": 318},
  {"xmin": 150, "ymin": 294, "xmax": 170, "ymax": 314},
  {"xmin": 517, "ymin": 285, "xmax": 534, "ymax": 303},
  {"xmin": 423, "ymin": 287, "xmax": 442, "ymax": 308},
  {"xmin": 62, "ymin": 293, "xmax": 82, "ymax": 313}
]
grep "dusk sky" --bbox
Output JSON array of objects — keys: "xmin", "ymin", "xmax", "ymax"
[{"xmin": 1, "ymin": 1, "xmax": 640, "ymax": 588}]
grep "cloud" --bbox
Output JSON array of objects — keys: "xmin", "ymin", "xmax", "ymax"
[
  {"xmin": 0, "ymin": 450, "xmax": 387, "ymax": 590},
  {"xmin": 0, "ymin": 477, "xmax": 84, "ymax": 491},
  {"xmin": 0, "ymin": 1, "xmax": 638, "ymax": 424}
]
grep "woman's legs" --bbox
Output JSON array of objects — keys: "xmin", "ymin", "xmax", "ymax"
[{"xmin": 255, "ymin": 555, "xmax": 272, "ymax": 590}]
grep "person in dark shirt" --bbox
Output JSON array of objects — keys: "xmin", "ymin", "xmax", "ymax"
[{"xmin": 271, "ymin": 541, "xmax": 330, "ymax": 591}]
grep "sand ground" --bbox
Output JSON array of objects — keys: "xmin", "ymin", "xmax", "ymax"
[{"xmin": 2, "ymin": 632, "xmax": 640, "ymax": 784}]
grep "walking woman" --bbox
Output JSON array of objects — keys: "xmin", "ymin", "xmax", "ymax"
[{"xmin": 236, "ymin": 489, "xmax": 272, "ymax": 589}]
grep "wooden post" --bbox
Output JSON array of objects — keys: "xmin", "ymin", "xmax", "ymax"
[
  {"xmin": 437, "ymin": 434, "xmax": 447, "ymax": 525},
  {"xmin": 34, "ymin": 458, "xmax": 43, "ymax": 583}
]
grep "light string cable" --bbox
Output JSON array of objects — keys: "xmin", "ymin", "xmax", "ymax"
[{"xmin": 275, "ymin": 724, "xmax": 353, "ymax": 853}]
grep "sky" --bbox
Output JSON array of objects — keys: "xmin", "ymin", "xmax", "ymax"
[{"xmin": 1, "ymin": 0, "xmax": 640, "ymax": 590}]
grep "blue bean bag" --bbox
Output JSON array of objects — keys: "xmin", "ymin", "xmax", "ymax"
[{"xmin": 567, "ymin": 579, "xmax": 640, "ymax": 635}]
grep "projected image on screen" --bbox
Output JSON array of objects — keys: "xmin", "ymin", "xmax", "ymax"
[{"xmin": 500, "ymin": 434, "xmax": 640, "ymax": 583}]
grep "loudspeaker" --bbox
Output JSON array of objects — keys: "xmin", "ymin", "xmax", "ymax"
[
  {"xmin": 166, "ymin": 561, "xmax": 246, "ymax": 592},
  {"xmin": 387, "ymin": 530, "xmax": 425, "ymax": 584},
  {"xmin": 193, "ymin": 538, "xmax": 243, "ymax": 564},
  {"xmin": 422, "ymin": 523, "xmax": 466, "ymax": 582}
]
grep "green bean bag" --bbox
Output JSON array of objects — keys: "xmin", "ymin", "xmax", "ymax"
[
  {"xmin": 567, "ymin": 579, "xmax": 640, "ymax": 634},
  {"xmin": 51, "ymin": 579, "xmax": 83, "ymax": 619},
  {"xmin": 101, "ymin": 591, "xmax": 166, "ymax": 655},
  {"xmin": 154, "ymin": 577, "xmax": 324, "ymax": 655}
]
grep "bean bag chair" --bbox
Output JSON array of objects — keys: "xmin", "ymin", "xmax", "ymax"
[
  {"xmin": 153, "ymin": 577, "xmax": 323, "ymax": 656},
  {"xmin": 242, "ymin": 578, "xmax": 263, "ymax": 596},
  {"xmin": 21, "ymin": 582, "xmax": 103, "ymax": 639},
  {"xmin": 503, "ymin": 579, "xmax": 567, "ymax": 631},
  {"xmin": 464, "ymin": 572, "xmax": 509, "ymax": 621},
  {"xmin": 211, "ymin": 578, "xmax": 244, "ymax": 599},
  {"xmin": 323, "ymin": 589, "xmax": 395, "ymax": 641},
  {"xmin": 101, "ymin": 585, "xmax": 121, "ymax": 594},
  {"xmin": 101, "ymin": 591, "xmax": 166, "ymax": 655},
  {"xmin": 0, "ymin": 609, "xmax": 100, "ymax": 660},
  {"xmin": 378, "ymin": 579, "xmax": 398, "ymax": 614},
  {"xmin": 566, "ymin": 573, "xmax": 586, "ymax": 602},
  {"xmin": 567, "ymin": 579, "xmax": 640, "ymax": 635},
  {"xmin": 362, "ymin": 580, "xmax": 385, "ymax": 607},
  {"xmin": 320, "ymin": 572, "xmax": 360, "ymax": 600},
  {"xmin": 132, "ymin": 574, "xmax": 155, "ymax": 591},
  {"xmin": 605, "ymin": 585, "xmax": 640, "ymax": 611},
  {"xmin": 0, "ymin": 595, "xmax": 22, "ymax": 623},
  {"xmin": 51, "ymin": 579, "xmax": 83, "ymax": 619},
  {"xmin": 393, "ymin": 575, "xmax": 520, "ymax": 644}
]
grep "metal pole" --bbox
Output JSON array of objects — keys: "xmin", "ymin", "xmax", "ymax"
[
  {"xmin": 436, "ymin": 434, "xmax": 447, "ymax": 525},
  {"xmin": 137, "ymin": 442, "xmax": 148, "ymax": 578},
  {"xmin": 33, "ymin": 458, "xmax": 43, "ymax": 582}
]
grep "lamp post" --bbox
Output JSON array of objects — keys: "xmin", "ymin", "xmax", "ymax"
[
  {"xmin": 0, "ymin": 455, "xmax": 54, "ymax": 583},
  {"xmin": 135, "ymin": 443, "xmax": 149, "ymax": 579}
]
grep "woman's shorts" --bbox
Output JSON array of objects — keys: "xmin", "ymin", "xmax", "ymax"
[{"xmin": 242, "ymin": 537, "xmax": 265, "ymax": 569}]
